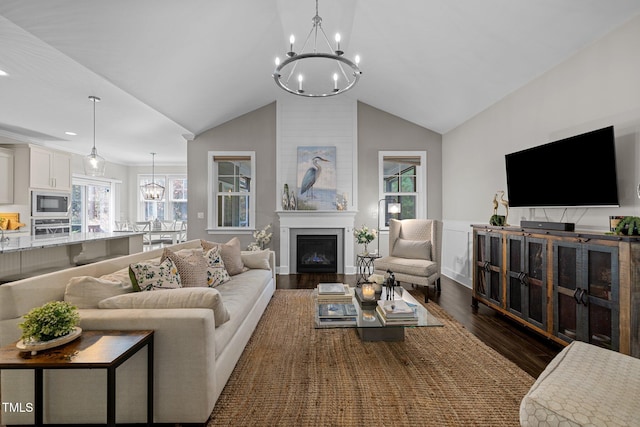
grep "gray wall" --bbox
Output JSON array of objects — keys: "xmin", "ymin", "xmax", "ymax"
[
  {"xmin": 187, "ymin": 102, "xmax": 277, "ymax": 250},
  {"xmin": 440, "ymin": 14, "xmax": 640, "ymax": 287},
  {"xmin": 357, "ymin": 102, "xmax": 443, "ymax": 255},
  {"xmin": 186, "ymin": 100, "xmax": 443, "ymax": 265}
]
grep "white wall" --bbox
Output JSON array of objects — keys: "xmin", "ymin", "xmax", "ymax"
[{"xmin": 442, "ymin": 14, "xmax": 640, "ymax": 287}]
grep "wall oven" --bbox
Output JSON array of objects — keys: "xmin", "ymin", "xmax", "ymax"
[
  {"xmin": 31, "ymin": 218, "xmax": 71, "ymax": 236},
  {"xmin": 32, "ymin": 191, "xmax": 70, "ymax": 217}
]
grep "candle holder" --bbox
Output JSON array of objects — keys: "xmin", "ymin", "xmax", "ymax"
[
  {"xmin": 355, "ymin": 282, "xmax": 378, "ymax": 309},
  {"xmin": 362, "ymin": 283, "xmax": 375, "ymax": 301}
]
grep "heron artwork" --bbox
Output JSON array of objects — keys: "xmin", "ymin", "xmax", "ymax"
[{"xmin": 300, "ymin": 156, "xmax": 329, "ymax": 199}]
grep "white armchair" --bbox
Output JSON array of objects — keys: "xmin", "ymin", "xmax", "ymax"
[{"xmin": 373, "ymin": 219, "xmax": 442, "ymax": 302}]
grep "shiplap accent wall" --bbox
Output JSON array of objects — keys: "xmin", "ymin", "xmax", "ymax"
[{"xmin": 276, "ymin": 97, "xmax": 358, "ymax": 211}]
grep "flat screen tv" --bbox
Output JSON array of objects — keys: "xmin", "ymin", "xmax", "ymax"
[{"xmin": 505, "ymin": 126, "xmax": 619, "ymax": 208}]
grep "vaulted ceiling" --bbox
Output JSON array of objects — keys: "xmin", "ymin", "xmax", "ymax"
[{"xmin": 0, "ymin": 0, "xmax": 639, "ymax": 165}]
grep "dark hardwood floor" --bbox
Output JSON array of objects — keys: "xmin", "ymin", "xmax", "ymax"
[{"xmin": 277, "ymin": 273, "xmax": 562, "ymax": 378}]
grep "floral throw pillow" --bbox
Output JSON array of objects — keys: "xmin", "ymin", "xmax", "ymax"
[
  {"xmin": 200, "ymin": 237, "xmax": 245, "ymax": 276},
  {"xmin": 204, "ymin": 247, "xmax": 231, "ymax": 287},
  {"xmin": 129, "ymin": 258, "xmax": 182, "ymax": 291}
]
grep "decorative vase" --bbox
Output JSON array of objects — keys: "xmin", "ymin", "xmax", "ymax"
[
  {"xmin": 282, "ymin": 184, "xmax": 290, "ymax": 210},
  {"xmin": 362, "ymin": 242, "xmax": 369, "ymax": 255}
]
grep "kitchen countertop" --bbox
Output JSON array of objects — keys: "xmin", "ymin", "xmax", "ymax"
[{"xmin": 0, "ymin": 231, "xmax": 144, "ymax": 254}]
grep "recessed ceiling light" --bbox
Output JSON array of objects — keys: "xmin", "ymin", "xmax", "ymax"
[
  {"xmin": 0, "ymin": 69, "xmax": 8, "ymax": 77},
  {"xmin": 65, "ymin": 131, "xmax": 77, "ymax": 136}
]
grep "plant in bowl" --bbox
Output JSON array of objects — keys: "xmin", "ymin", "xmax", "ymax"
[{"xmin": 19, "ymin": 301, "xmax": 80, "ymax": 343}]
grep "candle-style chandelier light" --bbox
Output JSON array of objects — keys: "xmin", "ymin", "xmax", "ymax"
[
  {"xmin": 140, "ymin": 152, "xmax": 165, "ymax": 201},
  {"xmin": 273, "ymin": 0, "xmax": 362, "ymax": 97}
]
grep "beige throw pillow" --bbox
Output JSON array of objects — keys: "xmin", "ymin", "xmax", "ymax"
[
  {"xmin": 64, "ymin": 276, "xmax": 133, "ymax": 309},
  {"xmin": 241, "ymin": 250, "xmax": 271, "ymax": 270},
  {"xmin": 162, "ymin": 248, "xmax": 209, "ymax": 287},
  {"xmin": 100, "ymin": 266, "xmax": 134, "ymax": 288},
  {"xmin": 98, "ymin": 287, "xmax": 231, "ymax": 327},
  {"xmin": 392, "ymin": 238, "xmax": 432, "ymax": 261},
  {"xmin": 161, "ymin": 247, "xmax": 230, "ymax": 288},
  {"xmin": 201, "ymin": 237, "xmax": 245, "ymax": 275}
]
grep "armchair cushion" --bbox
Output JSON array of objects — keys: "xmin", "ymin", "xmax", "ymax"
[
  {"xmin": 392, "ymin": 238, "xmax": 431, "ymax": 260},
  {"xmin": 374, "ymin": 256, "xmax": 438, "ymax": 278}
]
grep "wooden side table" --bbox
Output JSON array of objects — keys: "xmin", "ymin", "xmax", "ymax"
[{"xmin": 0, "ymin": 330, "xmax": 154, "ymax": 427}]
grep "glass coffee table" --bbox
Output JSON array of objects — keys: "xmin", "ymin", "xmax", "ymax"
[{"xmin": 314, "ymin": 285, "xmax": 443, "ymax": 341}]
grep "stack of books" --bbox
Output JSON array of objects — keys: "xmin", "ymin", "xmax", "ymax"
[
  {"xmin": 315, "ymin": 283, "xmax": 357, "ymax": 327},
  {"xmin": 315, "ymin": 283, "xmax": 353, "ymax": 304},
  {"xmin": 316, "ymin": 302, "xmax": 358, "ymax": 326},
  {"xmin": 375, "ymin": 299, "xmax": 418, "ymax": 326}
]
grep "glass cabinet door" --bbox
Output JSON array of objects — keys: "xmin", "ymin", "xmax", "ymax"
[
  {"xmin": 553, "ymin": 241, "xmax": 581, "ymax": 342},
  {"xmin": 583, "ymin": 245, "xmax": 619, "ymax": 351},
  {"xmin": 553, "ymin": 241, "xmax": 619, "ymax": 351},
  {"xmin": 474, "ymin": 231, "xmax": 502, "ymax": 305},
  {"xmin": 507, "ymin": 236, "xmax": 524, "ymax": 316},
  {"xmin": 508, "ymin": 236, "xmax": 546, "ymax": 329},
  {"xmin": 525, "ymin": 237, "xmax": 547, "ymax": 329}
]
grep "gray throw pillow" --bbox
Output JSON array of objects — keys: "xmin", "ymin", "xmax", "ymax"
[{"xmin": 392, "ymin": 238, "xmax": 432, "ymax": 260}]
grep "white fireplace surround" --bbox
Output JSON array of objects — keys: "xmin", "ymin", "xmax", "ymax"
[{"xmin": 277, "ymin": 211, "xmax": 356, "ymax": 275}]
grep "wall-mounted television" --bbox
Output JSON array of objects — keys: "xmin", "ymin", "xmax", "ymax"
[{"xmin": 505, "ymin": 126, "xmax": 619, "ymax": 208}]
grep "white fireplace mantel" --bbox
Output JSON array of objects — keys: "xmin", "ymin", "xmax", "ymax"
[{"xmin": 277, "ymin": 210, "xmax": 357, "ymax": 275}]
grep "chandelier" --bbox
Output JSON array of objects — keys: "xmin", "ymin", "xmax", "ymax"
[
  {"xmin": 273, "ymin": 0, "xmax": 362, "ymax": 97},
  {"xmin": 83, "ymin": 95, "xmax": 106, "ymax": 176},
  {"xmin": 140, "ymin": 152, "xmax": 165, "ymax": 201}
]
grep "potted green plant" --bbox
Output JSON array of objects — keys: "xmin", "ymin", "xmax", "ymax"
[
  {"xmin": 19, "ymin": 301, "xmax": 80, "ymax": 346},
  {"xmin": 613, "ymin": 216, "xmax": 640, "ymax": 236}
]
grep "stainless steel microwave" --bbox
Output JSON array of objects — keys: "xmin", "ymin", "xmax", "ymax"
[{"xmin": 31, "ymin": 191, "xmax": 70, "ymax": 217}]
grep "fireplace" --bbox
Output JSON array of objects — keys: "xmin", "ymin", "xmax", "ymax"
[
  {"xmin": 277, "ymin": 211, "xmax": 356, "ymax": 275},
  {"xmin": 296, "ymin": 235, "xmax": 338, "ymax": 273}
]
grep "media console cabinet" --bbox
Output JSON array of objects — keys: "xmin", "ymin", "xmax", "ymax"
[{"xmin": 472, "ymin": 224, "xmax": 640, "ymax": 357}]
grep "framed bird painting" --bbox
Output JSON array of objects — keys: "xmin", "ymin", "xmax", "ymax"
[{"xmin": 296, "ymin": 146, "xmax": 337, "ymax": 210}]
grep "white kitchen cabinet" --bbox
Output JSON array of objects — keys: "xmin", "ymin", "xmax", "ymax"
[
  {"xmin": 28, "ymin": 146, "xmax": 71, "ymax": 191},
  {"xmin": 0, "ymin": 147, "xmax": 14, "ymax": 204}
]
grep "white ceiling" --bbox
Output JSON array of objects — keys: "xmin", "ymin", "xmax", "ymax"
[{"xmin": 0, "ymin": 0, "xmax": 639, "ymax": 166}]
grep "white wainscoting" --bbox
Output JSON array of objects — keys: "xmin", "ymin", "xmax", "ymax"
[{"xmin": 441, "ymin": 220, "xmax": 474, "ymax": 288}]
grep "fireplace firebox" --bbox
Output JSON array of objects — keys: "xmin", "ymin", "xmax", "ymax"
[{"xmin": 296, "ymin": 235, "xmax": 338, "ymax": 273}]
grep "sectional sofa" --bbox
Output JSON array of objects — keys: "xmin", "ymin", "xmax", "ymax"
[{"xmin": 0, "ymin": 239, "xmax": 275, "ymax": 425}]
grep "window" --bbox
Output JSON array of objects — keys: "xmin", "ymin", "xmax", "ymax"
[
  {"xmin": 71, "ymin": 177, "xmax": 118, "ymax": 233},
  {"xmin": 378, "ymin": 151, "xmax": 426, "ymax": 229},
  {"xmin": 138, "ymin": 175, "xmax": 188, "ymax": 221},
  {"xmin": 208, "ymin": 152, "xmax": 255, "ymax": 230}
]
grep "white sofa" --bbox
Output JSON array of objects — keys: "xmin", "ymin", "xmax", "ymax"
[{"xmin": 0, "ymin": 239, "xmax": 276, "ymax": 425}]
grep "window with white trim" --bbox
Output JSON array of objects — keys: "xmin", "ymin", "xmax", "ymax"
[
  {"xmin": 137, "ymin": 175, "xmax": 188, "ymax": 221},
  {"xmin": 208, "ymin": 152, "xmax": 255, "ymax": 230},
  {"xmin": 378, "ymin": 151, "xmax": 426, "ymax": 229}
]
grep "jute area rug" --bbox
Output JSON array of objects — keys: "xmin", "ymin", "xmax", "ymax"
[{"xmin": 208, "ymin": 289, "xmax": 534, "ymax": 426}]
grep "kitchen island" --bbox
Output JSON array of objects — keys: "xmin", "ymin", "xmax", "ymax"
[{"xmin": 0, "ymin": 231, "xmax": 144, "ymax": 283}]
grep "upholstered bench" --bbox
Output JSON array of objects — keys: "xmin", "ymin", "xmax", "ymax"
[{"xmin": 520, "ymin": 341, "xmax": 640, "ymax": 426}]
